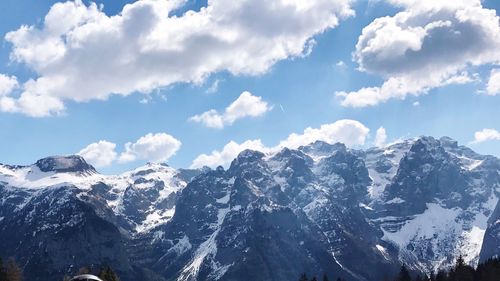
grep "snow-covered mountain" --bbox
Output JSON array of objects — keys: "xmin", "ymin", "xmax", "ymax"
[
  {"xmin": 0, "ymin": 155, "xmax": 196, "ymax": 234},
  {"xmin": 364, "ymin": 137, "xmax": 499, "ymax": 274},
  {"xmin": 0, "ymin": 156, "xmax": 200, "ymax": 280},
  {"xmin": 0, "ymin": 136, "xmax": 499, "ymax": 281}
]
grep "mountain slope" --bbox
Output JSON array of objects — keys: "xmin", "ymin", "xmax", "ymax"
[
  {"xmin": 0, "ymin": 156, "xmax": 198, "ymax": 281},
  {"xmin": 0, "ymin": 137, "xmax": 499, "ymax": 281}
]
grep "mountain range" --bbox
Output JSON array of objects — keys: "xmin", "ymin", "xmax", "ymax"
[{"xmin": 0, "ymin": 136, "xmax": 499, "ymax": 281}]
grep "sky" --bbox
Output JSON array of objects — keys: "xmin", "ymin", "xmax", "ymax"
[{"xmin": 0, "ymin": 0, "xmax": 499, "ymax": 174}]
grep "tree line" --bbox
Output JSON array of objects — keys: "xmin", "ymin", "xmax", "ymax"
[
  {"xmin": 0, "ymin": 257, "xmax": 121, "ymax": 281},
  {"xmin": 0, "ymin": 258, "xmax": 23, "ymax": 281},
  {"xmin": 298, "ymin": 273, "xmax": 346, "ymax": 281},
  {"xmin": 298, "ymin": 256, "xmax": 500, "ymax": 281},
  {"xmin": 392, "ymin": 256, "xmax": 500, "ymax": 281}
]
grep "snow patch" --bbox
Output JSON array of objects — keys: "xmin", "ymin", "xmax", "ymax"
[
  {"xmin": 376, "ymin": 244, "xmax": 390, "ymax": 260},
  {"xmin": 136, "ymin": 208, "xmax": 175, "ymax": 233},
  {"xmin": 169, "ymin": 235, "xmax": 192, "ymax": 256},
  {"xmin": 178, "ymin": 191, "xmax": 232, "ymax": 281},
  {"xmin": 216, "ymin": 193, "xmax": 230, "ymax": 204},
  {"xmin": 386, "ymin": 197, "xmax": 405, "ymax": 204}
]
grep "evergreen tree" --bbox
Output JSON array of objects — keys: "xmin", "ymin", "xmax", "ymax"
[
  {"xmin": 98, "ymin": 265, "xmax": 120, "ymax": 281},
  {"xmin": 396, "ymin": 265, "xmax": 411, "ymax": 281},
  {"xmin": 476, "ymin": 257, "xmax": 500, "ymax": 281},
  {"xmin": 5, "ymin": 258, "xmax": 22, "ymax": 281},
  {"xmin": 298, "ymin": 273, "xmax": 309, "ymax": 281},
  {"xmin": 322, "ymin": 274, "xmax": 329, "ymax": 281},
  {"xmin": 77, "ymin": 266, "xmax": 91, "ymax": 275},
  {"xmin": 448, "ymin": 255, "xmax": 474, "ymax": 281},
  {"xmin": 386, "ymin": 256, "xmax": 500, "ymax": 281},
  {"xmin": 435, "ymin": 270, "xmax": 447, "ymax": 281},
  {"xmin": 311, "ymin": 277, "xmax": 317, "ymax": 281},
  {"xmin": 0, "ymin": 258, "xmax": 6, "ymax": 281}
]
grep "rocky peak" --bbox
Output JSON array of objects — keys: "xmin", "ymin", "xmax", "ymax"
[
  {"xmin": 273, "ymin": 147, "xmax": 313, "ymax": 166},
  {"xmin": 439, "ymin": 136, "xmax": 458, "ymax": 148},
  {"xmin": 35, "ymin": 155, "xmax": 97, "ymax": 174},
  {"xmin": 229, "ymin": 149, "xmax": 266, "ymax": 174},
  {"xmin": 299, "ymin": 140, "xmax": 347, "ymax": 158}
]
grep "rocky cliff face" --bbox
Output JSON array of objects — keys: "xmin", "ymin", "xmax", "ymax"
[
  {"xmin": 367, "ymin": 137, "xmax": 500, "ymax": 274},
  {"xmin": 0, "ymin": 159, "xmax": 199, "ymax": 281},
  {"xmin": 0, "ymin": 136, "xmax": 499, "ymax": 281}
]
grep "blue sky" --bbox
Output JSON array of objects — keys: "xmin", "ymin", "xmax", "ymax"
[{"xmin": 0, "ymin": 0, "xmax": 499, "ymax": 174}]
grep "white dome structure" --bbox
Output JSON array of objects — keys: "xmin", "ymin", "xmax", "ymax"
[{"xmin": 70, "ymin": 274, "xmax": 103, "ymax": 281}]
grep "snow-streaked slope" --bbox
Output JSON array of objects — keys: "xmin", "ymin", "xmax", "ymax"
[
  {"xmin": 380, "ymin": 201, "xmax": 496, "ymax": 273},
  {"xmin": 0, "ymin": 163, "xmax": 101, "ymax": 190},
  {"xmin": 2, "ymin": 136, "xmax": 500, "ymax": 281},
  {"xmin": 363, "ymin": 139, "xmax": 415, "ymax": 201},
  {"xmin": 367, "ymin": 137, "xmax": 500, "ymax": 274},
  {"xmin": 0, "ymin": 157, "xmax": 192, "ymax": 234}
]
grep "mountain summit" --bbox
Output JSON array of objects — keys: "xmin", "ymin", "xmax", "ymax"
[
  {"xmin": 0, "ymin": 136, "xmax": 499, "ymax": 281},
  {"xmin": 35, "ymin": 155, "xmax": 97, "ymax": 174}
]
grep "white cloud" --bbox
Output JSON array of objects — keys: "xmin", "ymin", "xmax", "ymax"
[
  {"xmin": 470, "ymin": 128, "xmax": 500, "ymax": 144},
  {"xmin": 190, "ymin": 119, "xmax": 370, "ymax": 168},
  {"xmin": 277, "ymin": 119, "xmax": 370, "ymax": 149},
  {"xmin": 189, "ymin": 91, "xmax": 271, "ymax": 128},
  {"xmin": 205, "ymin": 79, "xmax": 221, "ymax": 94},
  {"xmin": 337, "ymin": 73, "xmax": 475, "ymax": 107},
  {"xmin": 0, "ymin": 74, "xmax": 18, "ymax": 96},
  {"xmin": 486, "ymin": 69, "xmax": 500, "ymax": 96},
  {"xmin": 0, "ymin": 74, "xmax": 20, "ymax": 113},
  {"xmin": 374, "ymin": 126, "xmax": 387, "ymax": 147},
  {"xmin": 189, "ymin": 109, "xmax": 225, "ymax": 129},
  {"xmin": 77, "ymin": 132, "xmax": 182, "ymax": 167},
  {"xmin": 78, "ymin": 140, "xmax": 117, "ymax": 168},
  {"xmin": 10, "ymin": 92, "xmax": 65, "ymax": 117},
  {"xmin": 412, "ymin": 101, "xmax": 420, "ymax": 106},
  {"xmin": 3, "ymin": 0, "xmax": 354, "ymax": 117},
  {"xmin": 337, "ymin": 0, "xmax": 500, "ymax": 107},
  {"xmin": 119, "ymin": 133, "xmax": 182, "ymax": 163},
  {"xmin": 0, "ymin": 75, "xmax": 65, "ymax": 117},
  {"xmin": 190, "ymin": 139, "xmax": 269, "ymax": 169}
]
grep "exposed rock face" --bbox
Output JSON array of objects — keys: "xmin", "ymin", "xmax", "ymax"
[
  {"xmin": 35, "ymin": 155, "xmax": 97, "ymax": 174},
  {"xmin": 0, "ymin": 160, "xmax": 199, "ymax": 281},
  {"xmin": 0, "ymin": 136, "xmax": 499, "ymax": 281},
  {"xmin": 480, "ymin": 191, "xmax": 500, "ymax": 262}
]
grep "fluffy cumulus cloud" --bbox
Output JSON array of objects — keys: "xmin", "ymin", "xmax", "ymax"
[
  {"xmin": 0, "ymin": 74, "xmax": 19, "ymax": 112},
  {"xmin": 77, "ymin": 132, "xmax": 181, "ymax": 167},
  {"xmin": 190, "ymin": 139, "xmax": 269, "ymax": 168},
  {"xmin": 77, "ymin": 140, "xmax": 117, "ymax": 168},
  {"xmin": 470, "ymin": 129, "xmax": 500, "ymax": 144},
  {"xmin": 374, "ymin": 126, "xmax": 387, "ymax": 147},
  {"xmin": 190, "ymin": 119, "xmax": 370, "ymax": 168},
  {"xmin": 277, "ymin": 119, "xmax": 369, "ymax": 149},
  {"xmin": 0, "ymin": 74, "xmax": 18, "ymax": 96},
  {"xmin": 190, "ymin": 91, "xmax": 271, "ymax": 128},
  {"xmin": 486, "ymin": 69, "xmax": 500, "ymax": 96},
  {"xmin": 337, "ymin": 0, "xmax": 500, "ymax": 107},
  {"xmin": 119, "ymin": 133, "xmax": 182, "ymax": 163},
  {"xmin": 2, "ymin": 0, "xmax": 354, "ymax": 117}
]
